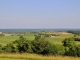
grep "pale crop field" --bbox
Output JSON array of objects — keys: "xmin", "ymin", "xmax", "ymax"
[
  {"xmin": 0, "ymin": 53, "xmax": 80, "ymax": 60},
  {"xmin": 0, "ymin": 58, "xmax": 24, "ymax": 60}
]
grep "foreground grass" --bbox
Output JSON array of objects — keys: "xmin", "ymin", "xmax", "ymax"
[
  {"xmin": 0, "ymin": 58, "xmax": 24, "ymax": 60},
  {"xmin": 0, "ymin": 53, "xmax": 80, "ymax": 60}
]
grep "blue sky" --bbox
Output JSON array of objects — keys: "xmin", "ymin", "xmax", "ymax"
[{"xmin": 0, "ymin": 0, "xmax": 80, "ymax": 29}]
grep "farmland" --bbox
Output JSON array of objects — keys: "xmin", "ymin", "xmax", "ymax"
[
  {"xmin": 0, "ymin": 30, "xmax": 80, "ymax": 60},
  {"xmin": 0, "ymin": 31, "xmax": 80, "ymax": 46},
  {"xmin": 0, "ymin": 32, "xmax": 75, "ymax": 45}
]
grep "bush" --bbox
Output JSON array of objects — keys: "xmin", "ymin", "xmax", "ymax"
[
  {"xmin": 32, "ymin": 36, "xmax": 65, "ymax": 55},
  {"xmin": 3, "ymin": 36, "xmax": 33, "ymax": 53},
  {"xmin": 76, "ymin": 45, "xmax": 80, "ymax": 57},
  {"xmin": 54, "ymin": 45, "xmax": 65, "ymax": 55},
  {"xmin": 2, "ymin": 43, "xmax": 14, "ymax": 53},
  {"xmin": 62, "ymin": 38, "xmax": 77, "ymax": 56},
  {"xmin": 32, "ymin": 37, "xmax": 51, "ymax": 55}
]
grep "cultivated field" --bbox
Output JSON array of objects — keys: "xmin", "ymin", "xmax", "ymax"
[
  {"xmin": 0, "ymin": 32, "xmax": 80, "ymax": 45},
  {"xmin": 0, "ymin": 33, "xmax": 80, "ymax": 45}
]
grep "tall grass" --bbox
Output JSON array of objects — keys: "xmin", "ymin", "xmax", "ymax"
[{"xmin": 0, "ymin": 53, "xmax": 80, "ymax": 60}]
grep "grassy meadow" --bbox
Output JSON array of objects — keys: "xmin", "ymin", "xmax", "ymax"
[
  {"xmin": 0, "ymin": 32, "xmax": 75, "ymax": 45},
  {"xmin": 0, "ymin": 32, "xmax": 79, "ymax": 45},
  {"xmin": 0, "ymin": 34, "xmax": 35, "ymax": 46},
  {"xmin": 0, "ymin": 32, "xmax": 80, "ymax": 60}
]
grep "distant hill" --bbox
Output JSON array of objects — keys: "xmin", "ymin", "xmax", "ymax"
[{"xmin": 0, "ymin": 29, "xmax": 80, "ymax": 33}]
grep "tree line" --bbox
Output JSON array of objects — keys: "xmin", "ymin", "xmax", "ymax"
[
  {"xmin": 0, "ymin": 35, "xmax": 80, "ymax": 57},
  {"xmin": 67, "ymin": 30, "xmax": 80, "ymax": 35}
]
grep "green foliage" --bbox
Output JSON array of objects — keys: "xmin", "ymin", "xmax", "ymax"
[
  {"xmin": 34, "ymin": 35, "xmax": 41, "ymax": 40},
  {"xmin": 74, "ymin": 38, "xmax": 80, "ymax": 41},
  {"xmin": 41, "ymin": 43, "xmax": 56, "ymax": 55},
  {"xmin": 32, "ymin": 35, "xmax": 65, "ymax": 55},
  {"xmin": 68, "ymin": 47, "xmax": 77, "ymax": 56},
  {"xmin": 32, "ymin": 37, "xmax": 51, "ymax": 55},
  {"xmin": 1, "ymin": 35, "xmax": 80, "ymax": 57},
  {"xmin": 76, "ymin": 45, "xmax": 80, "ymax": 57},
  {"xmin": 62, "ymin": 38, "xmax": 77, "ymax": 56},
  {"xmin": 2, "ymin": 43, "xmax": 14, "ymax": 53},
  {"xmin": 3, "ymin": 36, "xmax": 33, "ymax": 53},
  {"xmin": 74, "ymin": 34, "xmax": 77, "ymax": 37},
  {"xmin": 62, "ymin": 38, "xmax": 76, "ymax": 48},
  {"xmin": 13, "ymin": 36, "xmax": 33, "ymax": 53},
  {"xmin": 54, "ymin": 45, "xmax": 65, "ymax": 55},
  {"xmin": 67, "ymin": 30, "xmax": 80, "ymax": 35},
  {"xmin": 0, "ymin": 44, "xmax": 3, "ymax": 53},
  {"xmin": 44, "ymin": 34, "xmax": 50, "ymax": 37}
]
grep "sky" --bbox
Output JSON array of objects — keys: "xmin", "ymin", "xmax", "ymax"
[{"xmin": 0, "ymin": 0, "xmax": 80, "ymax": 29}]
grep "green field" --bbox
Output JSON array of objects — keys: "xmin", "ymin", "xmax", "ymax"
[
  {"xmin": 0, "ymin": 32, "xmax": 78, "ymax": 45},
  {"xmin": 0, "ymin": 34, "xmax": 35, "ymax": 45}
]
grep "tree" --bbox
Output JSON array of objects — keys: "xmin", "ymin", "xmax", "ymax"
[
  {"xmin": 2, "ymin": 43, "xmax": 14, "ymax": 53},
  {"xmin": 32, "ymin": 37, "xmax": 50, "ymax": 54},
  {"xmin": 40, "ymin": 43, "xmax": 56, "ymax": 55},
  {"xmin": 54, "ymin": 44, "xmax": 65, "ymax": 55},
  {"xmin": 42, "ymin": 44, "xmax": 65, "ymax": 55},
  {"xmin": 62, "ymin": 38, "xmax": 76, "ymax": 48},
  {"xmin": 34, "ymin": 35, "xmax": 41, "ymax": 41},
  {"xmin": 62, "ymin": 38, "xmax": 76, "ymax": 56},
  {"xmin": 13, "ymin": 36, "xmax": 33, "ymax": 53},
  {"xmin": 32, "ymin": 35, "xmax": 65, "ymax": 55},
  {"xmin": 0, "ymin": 44, "xmax": 3, "ymax": 53},
  {"xmin": 3, "ymin": 36, "xmax": 33, "ymax": 53},
  {"xmin": 76, "ymin": 45, "xmax": 80, "ymax": 57}
]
